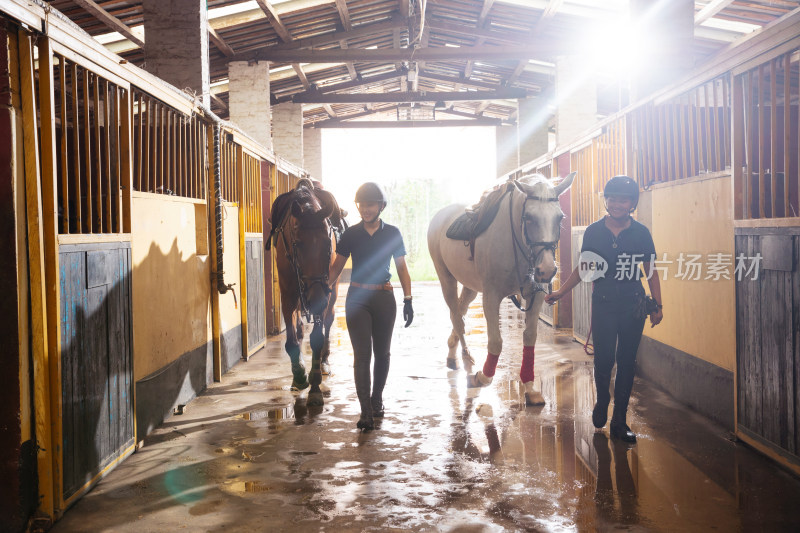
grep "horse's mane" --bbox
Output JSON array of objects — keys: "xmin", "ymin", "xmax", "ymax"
[{"xmin": 468, "ymin": 172, "xmax": 555, "ymax": 213}]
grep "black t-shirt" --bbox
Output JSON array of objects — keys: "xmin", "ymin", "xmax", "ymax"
[
  {"xmin": 581, "ymin": 217, "xmax": 656, "ymax": 288},
  {"xmin": 336, "ymin": 220, "xmax": 406, "ymax": 284}
]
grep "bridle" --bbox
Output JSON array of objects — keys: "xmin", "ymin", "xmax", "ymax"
[
  {"xmin": 508, "ymin": 184, "xmax": 561, "ymax": 312},
  {"xmin": 277, "ymin": 214, "xmax": 333, "ymax": 322}
]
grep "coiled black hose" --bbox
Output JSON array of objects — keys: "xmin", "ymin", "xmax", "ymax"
[{"xmin": 212, "ymin": 124, "xmax": 234, "ymax": 296}]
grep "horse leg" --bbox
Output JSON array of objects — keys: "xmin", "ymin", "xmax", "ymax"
[
  {"xmin": 320, "ymin": 291, "xmax": 336, "ymax": 376},
  {"xmin": 437, "ymin": 272, "xmax": 466, "ymax": 370},
  {"xmin": 457, "ymin": 286, "xmax": 478, "ymax": 369},
  {"xmin": 295, "ymin": 313, "xmax": 304, "ymax": 341},
  {"xmin": 283, "ymin": 306, "xmax": 308, "ymax": 391},
  {"xmin": 307, "ymin": 318, "xmax": 325, "ymax": 406},
  {"xmin": 521, "ymin": 292, "xmax": 546, "ymax": 406},
  {"xmin": 469, "ymin": 290, "xmax": 503, "ymax": 388}
]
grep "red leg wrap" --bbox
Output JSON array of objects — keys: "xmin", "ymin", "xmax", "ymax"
[
  {"xmin": 520, "ymin": 345, "xmax": 535, "ymax": 383},
  {"xmin": 482, "ymin": 352, "xmax": 500, "ymax": 378}
]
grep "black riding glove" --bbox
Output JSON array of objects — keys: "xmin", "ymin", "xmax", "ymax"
[{"xmin": 403, "ymin": 298, "xmax": 414, "ymax": 327}]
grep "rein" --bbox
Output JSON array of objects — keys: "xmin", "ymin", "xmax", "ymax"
[
  {"xmin": 507, "ymin": 187, "xmax": 559, "ymax": 312},
  {"xmin": 276, "ymin": 213, "xmax": 333, "ymax": 322}
]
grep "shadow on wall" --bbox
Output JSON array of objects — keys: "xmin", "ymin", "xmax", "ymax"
[
  {"xmin": 132, "ymin": 239, "xmax": 217, "ymax": 438},
  {"xmin": 60, "ymin": 238, "xmax": 215, "ymax": 502}
]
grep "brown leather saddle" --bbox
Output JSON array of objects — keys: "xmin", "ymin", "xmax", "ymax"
[{"xmin": 446, "ymin": 182, "xmax": 515, "ymax": 259}]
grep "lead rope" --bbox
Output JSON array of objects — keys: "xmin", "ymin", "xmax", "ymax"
[{"xmin": 584, "ymin": 292, "xmax": 594, "ymax": 355}]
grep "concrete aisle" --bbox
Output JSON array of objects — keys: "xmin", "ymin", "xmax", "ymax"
[{"xmin": 53, "ymin": 282, "xmax": 800, "ymax": 532}]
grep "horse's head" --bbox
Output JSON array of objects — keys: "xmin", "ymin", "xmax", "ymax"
[
  {"xmin": 517, "ymin": 172, "xmax": 576, "ymax": 283},
  {"xmin": 290, "ymin": 186, "xmax": 335, "ymax": 316}
]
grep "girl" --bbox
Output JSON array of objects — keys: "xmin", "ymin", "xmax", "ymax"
[
  {"xmin": 546, "ymin": 175, "xmax": 663, "ymax": 443},
  {"xmin": 329, "ymin": 182, "xmax": 413, "ymax": 430}
]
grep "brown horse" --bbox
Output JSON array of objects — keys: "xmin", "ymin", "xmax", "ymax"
[{"xmin": 267, "ymin": 180, "xmax": 346, "ymax": 405}]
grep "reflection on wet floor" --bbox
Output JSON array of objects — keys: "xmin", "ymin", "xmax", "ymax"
[{"xmin": 53, "ymin": 282, "xmax": 800, "ymax": 532}]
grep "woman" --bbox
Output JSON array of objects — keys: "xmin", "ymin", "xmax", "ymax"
[
  {"xmin": 545, "ymin": 176, "xmax": 663, "ymax": 443},
  {"xmin": 329, "ymin": 182, "xmax": 414, "ymax": 430}
]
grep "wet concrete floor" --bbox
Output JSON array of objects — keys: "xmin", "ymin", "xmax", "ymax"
[{"xmin": 54, "ymin": 282, "xmax": 800, "ymax": 532}]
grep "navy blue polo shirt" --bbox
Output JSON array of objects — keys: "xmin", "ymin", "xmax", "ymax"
[
  {"xmin": 336, "ymin": 220, "xmax": 406, "ymax": 284},
  {"xmin": 582, "ymin": 217, "xmax": 656, "ymax": 289}
]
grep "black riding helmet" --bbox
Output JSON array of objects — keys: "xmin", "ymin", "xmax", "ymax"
[
  {"xmin": 355, "ymin": 182, "xmax": 387, "ymax": 209},
  {"xmin": 603, "ymin": 175, "xmax": 639, "ymax": 210}
]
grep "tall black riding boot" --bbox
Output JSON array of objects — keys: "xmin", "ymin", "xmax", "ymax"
[
  {"xmin": 610, "ymin": 408, "xmax": 636, "ymax": 443},
  {"xmin": 593, "ymin": 372, "xmax": 612, "ymax": 429}
]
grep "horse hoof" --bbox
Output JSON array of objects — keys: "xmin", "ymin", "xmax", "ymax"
[
  {"xmin": 446, "ymin": 358, "xmax": 459, "ymax": 370},
  {"xmin": 307, "ymin": 391, "xmax": 324, "ymax": 406},
  {"xmin": 289, "ymin": 376, "xmax": 311, "ymax": 392},
  {"xmin": 525, "ymin": 392, "xmax": 546, "ymax": 406},
  {"xmin": 467, "ymin": 371, "xmax": 493, "ymax": 388},
  {"xmin": 357, "ymin": 414, "xmax": 374, "ymax": 431},
  {"xmin": 291, "ymin": 379, "xmax": 310, "ymax": 392},
  {"xmin": 523, "ymin": 382, "xmax": 545, "ymax": 406}
]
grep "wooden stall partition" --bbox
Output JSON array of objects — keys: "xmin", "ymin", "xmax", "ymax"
[
  {"xmin": 130, "ymin": 89, "xmax": 205, "ymax": 200},
  {"xmin": 570, "ymin": 143, "xmax": 596, "ymax": 228},
  {"xmin": 730, "ymin": 42, "xmax": 800, "ymax": 474},
  {"xmin": 241, "ymin": 150, "xmax": 266, "ymax": 357},
  {"xmin": 732, "ymin": 46, "xmax": 799, "ymax": 221},
  {"xmin": 262, "ymin": 160, "xmax": 280, "ymax": 335},
  {"xmin": 571, "ymin": 227, "xmax": 592, "ymax": 345},
  {"xmin": 734, "ymin": 226, "xmax": 800, "ymax": 476},
  {"xmin": 636, "ymin": 75, "xmax": 732, "ymax": 188}
]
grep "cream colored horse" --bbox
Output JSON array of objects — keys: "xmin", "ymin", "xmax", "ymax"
[{"xmin": 427, "ymin": 172, "xmax": 576, "ymax": 405}]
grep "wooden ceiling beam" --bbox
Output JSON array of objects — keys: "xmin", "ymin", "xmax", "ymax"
[
  {"xmin": 478, "ymin": 0, "xmax": 496, "ymax": 24},
  {"xmin": 292, "ymin": 88, "xmax": 529, "ymax": 104},
  {"xmin": 540, "ymin": 0, "xmax": 565, "ymax": 20},
  {"xmin": 312, "ymin": 119, "xmax": 503, "ymax": 128},
  {"xmin": 476, "ymin": 101, "xmax": 492, "ymax": 114},
  {"xmin": 507, "ymin": 0, "xmax": 563, "ymax": 86},
  {"xmin": 307, "ymin": 106, "xmax": 386, "ymax": 127},
  {"xmin": 208, "ymin": 27, "xmax": 235, "ymax": 57},
  {"xmin": 419, "ymin": 70, "xmax": 500, "ymax": 91},
  {"xmin": 413, "ymin": 24, "xmax": 431, "ymax": 91},
  {"xmin": 339, "ymin": 40, "xmax": 359, "ymax": 80},
  {"xmin": 695, "ymin": 0, "xmax": 736, "ymax": 25},
  {"xmin": 428, "ymin": 20, "xmax": 530, "ymax": 46},
  {"xmin": 333, "ymin": 0, "xmax": 358, "ymax": 79},
  {"xmin": 256, "ymin": 44, "xmax": 563, "ymax": 63},
  {"xmin": 400, "ymin": 0, "xmax": 410, "ymax": 18},
  {"xmin": 438, "ymin": 107, "xmax": 506, "ymax": 123},
  {"xmin": 273, "ymin": 69, "xmax": 405, "ymax": 104},
  {"xmin": 322, "ymin": 104, "xmax": 337, "ymax": 118},
  {"xmin": 210, "ymin": 93, "xmax": 228, "ymax": 111},
  {"xmin": 293, "ymin": 64, "xmax": 311, "ymax": 89},
  {"xmin": 230, "ymin": 16, "xmax": 408, "ymax": 60},
  {"xmin": 254, "ymin": 0, "xmax": 294, "ymax": 43},
  {"xmin": 335, "ymin": 0, "xmax": 353, "ymax": 31},
  {"xmin": 72, "ymin": 0, "xmax": 144, "ymax": 48}
]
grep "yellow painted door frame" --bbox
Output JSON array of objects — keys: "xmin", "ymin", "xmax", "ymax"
[
  {"xmin": 18, "ymin": 28, "xmax": 57, "ymax": 519},
  {"xmin": 237, "ymin": 144, "xmax": 249, "ymax": 360},
  {"xmin": 269, "ymin": 163, "xmax": 281, "ymax": 331}
]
